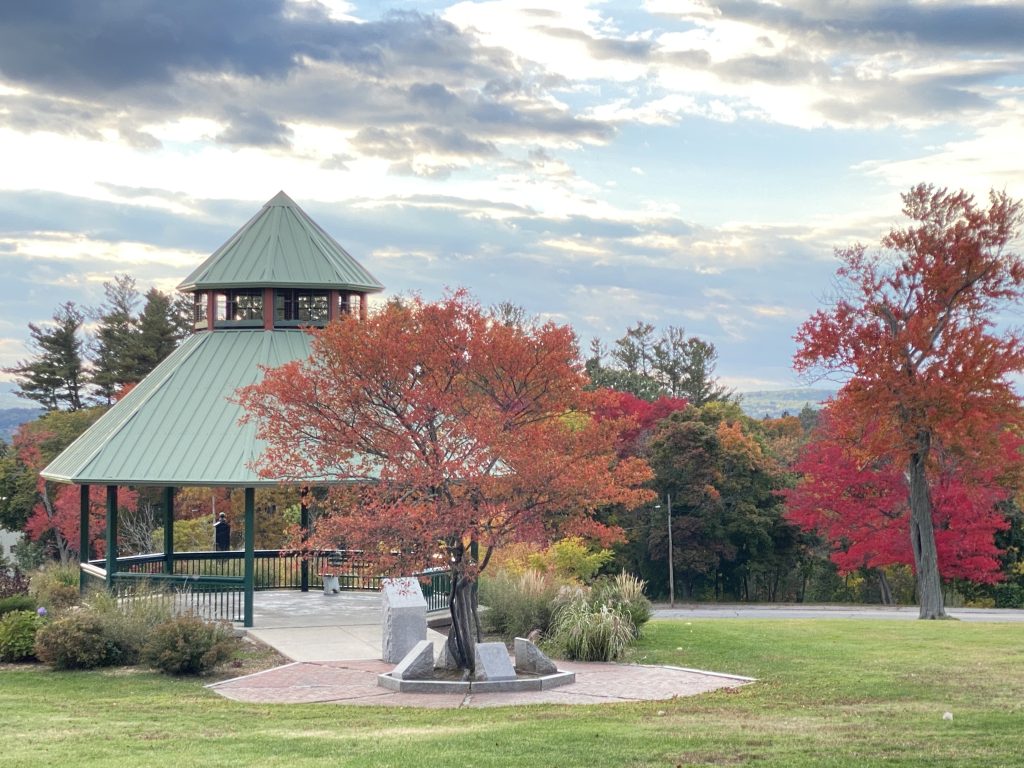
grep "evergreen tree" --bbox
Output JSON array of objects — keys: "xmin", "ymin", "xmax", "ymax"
[
  {"xmin": 4, "ymin": 302, "xmax": 86, "ymax": 411},
  {"xmin": 89, "ymin": 274, "xmax": 140, "ymax": 403},
  {"xmin": 128, "ymin": 288, "xmax": 184, "ymax": 379}
]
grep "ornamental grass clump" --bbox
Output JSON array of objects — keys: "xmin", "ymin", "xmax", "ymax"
[
  {"xmin": 592, "ymin": 572, "xmax": 652, "ymax": 637},
  {"xmin": 0, "ymin": 609, "xmax": 45, "ymax": 662},
  {"xmin": 141, "ymin": 615, "xmax": 237, "ymax": 675},
  {"xmin": 549, "ymin": 587, "xmax": 635, "ymax": 662},
  {"xmin": 85, "ymin": 587, "xmax": 175, "ymax": 665},
  {"xmin": 479, "ymin": 568, "xmax": 563, "ymax": 642}
]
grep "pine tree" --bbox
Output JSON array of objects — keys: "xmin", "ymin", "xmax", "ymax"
[
  {"xmin": 127, "ymin": 288, "xmax": 184, "ymax": 379},
  {"xmin": 89, "ymin": 274, "xmax": 140, "ymax": 403},
  {"xmin": 4, "ymin": 303, "xmax": 86, "ymax": 411}
]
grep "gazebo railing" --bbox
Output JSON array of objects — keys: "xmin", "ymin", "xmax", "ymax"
[{"xmin": 84, "ymin": 550, "xmax": 452, "ymax": 622}]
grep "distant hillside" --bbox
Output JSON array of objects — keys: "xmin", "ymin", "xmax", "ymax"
[
  {"xmin": 0, "ymin": 407, "xmax": 41, "ymax": 442},
  {"xmin": 738, "ymin": 389, "xmax": 836, "ymax": 419}
]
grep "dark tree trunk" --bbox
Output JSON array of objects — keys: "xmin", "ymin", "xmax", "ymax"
[
  {"xmin": 445, "ymin": 543, "xmax": 480, "ymax": 675},
  {"xmin": 907, "ymin": 433, "xmax": 946, "ymax": 619},
  {"xmin": 878, "ymin": 569, "xmax": 894, "ymax": 605}
]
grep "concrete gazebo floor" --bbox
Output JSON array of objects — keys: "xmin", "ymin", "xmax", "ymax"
[
  {"xmin": 211, "ymin": 590, "xmax": 754, "ymax": 708},
  {"xmin": 245, "ymin": 589, "xmax": 449, "ymax": 662}
]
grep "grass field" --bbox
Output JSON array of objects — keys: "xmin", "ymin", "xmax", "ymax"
[{"xmin": 2, "ymin": 619, "xmax": 1022, "ymax": 767}]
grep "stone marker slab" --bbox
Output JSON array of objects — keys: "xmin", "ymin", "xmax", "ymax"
[
  {"xmin": 514, "ymin": 637, "xmax": 558, "ymax": 675},
  {"xmin": 393, "ymin": 640, "xmax": 435, "ymax": 680},
  {"xmin": 435, "ymin": 638, "xmax": 459, "ymax": 670},
  {"xmin": 474, "ymin": 642, "xmax": 517, "ymax": 682},
  {"xmin": 381, "ymin": 577, "xmax": 427, "ymax": 663}
]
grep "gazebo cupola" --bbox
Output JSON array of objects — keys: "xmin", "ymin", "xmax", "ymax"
[{"xmin": 178, "ymin": 191, "xmax": 383, "ymax": 332}]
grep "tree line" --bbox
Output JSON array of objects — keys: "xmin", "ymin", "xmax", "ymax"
[{"xmin": 3, "ymin": 275, "xmax": 190, "ymax": 411}]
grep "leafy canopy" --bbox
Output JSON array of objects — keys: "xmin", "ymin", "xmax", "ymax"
[{"xmin": 238, "ymin": 290, "xmax": 653, "ymax": 578}]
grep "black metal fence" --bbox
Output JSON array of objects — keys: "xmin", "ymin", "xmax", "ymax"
[{"xmin": 85, "ymin": 550, "xmax": 451, "ymax": 623}]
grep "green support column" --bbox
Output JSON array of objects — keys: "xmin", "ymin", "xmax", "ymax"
[
  {"xmin": 104, "ymin": 485, "xmax": 118, "ymax": 592},
  {"xmin": 243, "ymin": 487, "xmax": 255, "ymax": 627},
  {"xmin": 299, "ymin": 487, "xmax": 310, "ymax": 592},
  {"xmin": 163, "ymin": 487, "xmax": 175, "ymax": 575},
  {"xmin": 78, "ymin": 485, "xmax": 90, "ymax": 594}
]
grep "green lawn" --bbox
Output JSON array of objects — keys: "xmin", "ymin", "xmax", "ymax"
[{"xmin": 2, "ymin": 619, "xmax": 1022, "ymax": 767}]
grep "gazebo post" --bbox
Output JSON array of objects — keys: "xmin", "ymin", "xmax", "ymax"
[
  {"xmin": 105, "ymin": 485, "xmax": 118, "ymax": 592},
  {"xmin": 299, "ymin": 486, "xmax": 309, "ymax": 592},
  {"xmin": 162, "ymin": 487, "xmax": 175, "ymax": 575},
  {"xmin": 243, "ymin": 487, "xmax": 255, "ymax": 627},
  {"xmin": 79, "ymin": 484, "xmax": 90, "ymax": 594}
]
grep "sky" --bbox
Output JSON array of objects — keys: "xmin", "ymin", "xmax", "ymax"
[{"xmin": 1, "ymin": 0, "xmax": 1022, "ymax": 407}]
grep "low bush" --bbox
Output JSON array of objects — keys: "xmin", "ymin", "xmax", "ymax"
[
  {"xmin": 0, "ymin": 594, "xmax": 37, "ymax": 617},
  {"xmin": 29, "ymin": 563, "xmax": 80, "ymax": 612},
  {"xmin": 0, "ymin": 568, "xmax": 31, "ymax": 599},
  {"xmin": 0, "ymin": 610, "xmax": 45, "ymax": 662},
  {"xmin": 34, "ymin": 612, "xmax": 122, "ymax": 669},
  {"xmin": 479, "ymin": 569, "xmax": 563, "ymax": 641},
  {"xmin": 141, "ymin": 615, "xmax": 237, "ymax": 675},
  {"xmin": 84, "ymin": 588, "xmax": 175, "ymax": 665},
  {"xmin": 548, "ymin": 588, "xmax": 635, "ymax": 662}
]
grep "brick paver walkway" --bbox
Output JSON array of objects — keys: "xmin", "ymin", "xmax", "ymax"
[{"xmin": 208, "ymin": 659, "xmax": 753, "ymax": 707}]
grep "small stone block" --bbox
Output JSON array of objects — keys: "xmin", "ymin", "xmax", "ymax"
[
  {"xmin": 514, "ymin": 637, "xmax": 558, "ymax": 675},
  {"xmin": 392, "ymin": 640, "xmax": 435, "ymax": 681},
  {"xmin": 381, "ymin": 577, "xmax": 428, "ymax": 663},
  {"xmin": 435, "ymin": 639, "xmax": 459, "ymax": 670},
  {"xmin": 474, "ymin": 642, "xmax": 517, "ymax": 682},
  {"xmin": 472, "ymin": 677, "xmax": 543, "ymax": 693}
]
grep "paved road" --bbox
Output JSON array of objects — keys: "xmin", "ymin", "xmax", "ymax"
[{"xmin": 652, "ymin": 604, "xmax": 1024, "ymax": 622}]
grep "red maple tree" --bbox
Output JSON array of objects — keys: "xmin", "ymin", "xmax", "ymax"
[
  {"xmin": 794, "ymin": 185, "xmax": 1024, "ymax": 617},
  {"xmin": 238, "ymin": 291, "xmax": 653, "ymax": 672},
  {"xmin": 17, "ymin": 428, "xmax": 138, "ymax": 562},
  {"xmin": 784, "ymin": 411, "xmax": 1012, "ymax": 583}
]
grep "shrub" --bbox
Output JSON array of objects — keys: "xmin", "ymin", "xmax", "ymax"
[
  {"xmin": 0, "ymin": 594, "xmax": 37, "ymax": 617},
  {"xmin": 530, "ymin": 537, "xmax": 614, "ymax": 583},
  {"xmin": 479, "ymin": 569, "xmax": 563, "ymax": 641},
  {"xmin": 30, "ymin": 563, "xmax": 81, "ymax": 612},
  {"xmin": 0, "ymin": 610, "xmax": 45, "ymax": 662},
  {"xmin": 592, "ymin": 572, "xmax": 652, "ymax": 636},
  {"xmin": 141, "ymin": 615, "xmax": 237, "ymax": 675},
  {"xmin": 548, "ymin": 587, "xmax": 635, "ymax": 662},
  {"xmin": 84, "ymin": 588, "xmax": 175, "ymax": 665},
  {"xmin": 34, "ymin": 612, "xmax": 122, "ymax": 669},
  {"xmin": 0, "ymin": 568, "xmax": 31, "ymax": 599}
]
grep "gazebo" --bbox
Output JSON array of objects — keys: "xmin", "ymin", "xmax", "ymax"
[{"xmin": 41, "ymin": 192, "xmax": 386, "ymax": 626}]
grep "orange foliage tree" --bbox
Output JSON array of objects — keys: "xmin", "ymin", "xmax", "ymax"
[
  {"xmin": 238, "ymin": 291, "xmax": 653, "ymax": 672},
  {"xmin": 794, "ymin": 185, "xmax": 1024, "ymax": 618}
]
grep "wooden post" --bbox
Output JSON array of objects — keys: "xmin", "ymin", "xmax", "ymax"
[
  {"xmin": 206, "ymin": 292, "xmax": 216, "ymax": 331},
  {"xmin": 163, "ymin": 487, "xmax": 175, "ymax": 575},
  {"xmin": 359, "ymin": 292, "xmax": 368, "ymax": 321},
  {"xmin": 79, "ymin": 485, "xmax": 90, "ymax": 594},
  {"xmin": 244, "ymin": 487, "xmax": 255, "ymax": 627},
  {"xmin": 105, "ymin": 485, "xmax": 118, "ymax": 592},
  {"xmin": 328, "ymin": 290, "xmax": 339, "ymax": 322},
  {"xmin": 263, "ymin": 288, "xmax": 274, "ymax": 330},
  {"xmin": 667, "ymin": 493, "xmax": 674, "ymax": 609}
]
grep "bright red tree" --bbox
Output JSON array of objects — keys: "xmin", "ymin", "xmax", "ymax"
[
  {"xmin": 784, "ymin": 411, "xmax": 1012, "ymax": 583},
  {"xmin": 794, "ymin": 185, "xmax": 1024, "ymax": 617},
  {"xmin": 16, "ymin": 427, "xmax": 138, "ymax": 562},
  {"xmin": 238, "ymin": 291, "xmax": 653, "ymax": 672}
]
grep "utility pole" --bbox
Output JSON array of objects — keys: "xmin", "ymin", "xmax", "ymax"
[{"xmin": 667, "ymin": 493, "xmax": 674, "ymax": 608}]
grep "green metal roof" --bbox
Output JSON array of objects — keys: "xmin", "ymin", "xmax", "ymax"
[
  {"xmin": 177, "ymin": 191, "xmax": 385, "ymax": 293},
  {"xmin": 41, "ymin": 330, "xmax": 326, "ymax": 487}
]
